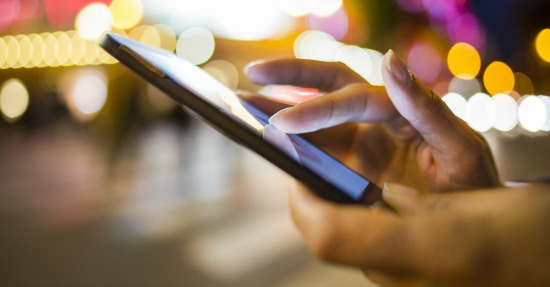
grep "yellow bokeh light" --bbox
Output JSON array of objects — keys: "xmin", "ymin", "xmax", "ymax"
[
  {"xmin": 16, "ymin": 35, "xmax": 32, "ymax": 68},
  {"xmin": 83, "ymin": 39, "xmax": 100, "ymax": 65},
  {"xmin": 176, "ymin": 27, "xmax": 215, "ymax": 65},
  {"xmin": 110, "ymin": 0, "xmax": 143, "ymax": 30},
  {"xmin": 0, "ymin": 30, "xmax": 118, "ymax": 70},
  {"xmin": 53, "ymin": 31, "xmax": 72, "ymax": 66},
  {"xmin": 141, "ymin": 26, "xmax": 161, "ymax": 48},
  {"xmin": 483, "ymin": 61, "xmax": 515, "ymax": 96},
  {"xmin": 69, "ymin": 31, "xmax": 86, "ymax": 65},
  {"xmin": 514, "ymin": 72, "xmax": 534, "ymax": 95},
  {"xmin": 154, "ymin": 24, "xmax": 177, "ymax": 52},
  {"xmin": 447, "ymin": 42, "xmax": 481, "ymax": 80},
  {"xmin": 0, "ymin": 38, "xmax": 7, "ymax": 68},
  {"xmin": 5, "ymin": 36, "xmax": 20, "ymax": 68},
  {"xmin": 29, "ymin": 34, "xmax": 45, "ymax": 67},
  {"xmin": 535, "ymin": 28, "xmax": 550, "ymax": 63},
  {"xmin": 42, "ymin": 33, "xmax": 59, "ymax": 67},
  {"xmin": 0, "ymin": 79, "xmax": 30, "ymax": 122}
]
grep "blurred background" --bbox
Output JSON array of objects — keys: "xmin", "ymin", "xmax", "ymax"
[{"xmin": 0, "ymin": 0, "xmax": 549, "ymax": 286}]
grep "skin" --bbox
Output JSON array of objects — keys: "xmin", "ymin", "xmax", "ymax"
[{"xmin": 244, "ymin": 51, "xmax": 550, "ymax": 286}]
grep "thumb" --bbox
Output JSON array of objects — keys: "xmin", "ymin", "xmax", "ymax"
[
  {"xmin": 381, "ymin": 50, "xmax": 475, "ymax": 154},
  {"xmin": 382, "ymin": 182, "xmax": 420, "ymax": 215}
]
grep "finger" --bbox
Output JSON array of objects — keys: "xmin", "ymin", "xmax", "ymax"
[
  {"xmin": 381, "ymin": 50, "xmax": 480, "ymax": 157},
  {"xmin": 289, "ymin": 182, "xmax": 414, "ymax": 269},
  {"xmin": 238, "ymin": 93, "xmax": 291, "ymax": 116},
  {"xmin": 245, "ymin": 59, "xmax": 366, "ymax": 92},
  {"xmin": 382, "ymin": 183, "xmax": 420, "ymax": 216},
  {"xmin": 270, "ymin": 83, "xmax": 397, "ymax": 133},
  {"xmin": 382, "ymin": 50, "xmax": 501, "ymax": 190}
]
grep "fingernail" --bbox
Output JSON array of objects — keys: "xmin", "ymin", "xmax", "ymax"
[
  {"xmin": 383, "ymin": 182, "xmax": 418, "ymax": 196},
  {"xmin": 386, "ymin": 50, "xmax": 413, "ymax": 86},
  {"xmin": 269, "ymin": 107, "xmax": 292, "ymax": 125},
  {"xmin": 243, "ymin": 60, "xmax": 265, "ymax": 75}
]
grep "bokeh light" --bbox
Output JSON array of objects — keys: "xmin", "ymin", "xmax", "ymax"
[
  {"xmin": 154, "ymin": 24, "xmax": 177, "ymax": 52},
  {"xmin": 489, "ymin": 93, "xmax": 518, "ymax": 132},
  {"xmin": 448, "ymin": 77, "xmax": 482, "ymax": 98},
  {"xmin": 279, "ymin": 0, "xmax": 309, "ymax": 17},
  {"xmin": 0, "ymin": 38, "xmax": 7, "ymax": 68},
  {"xmin": 535, "ymin": 29, "xmax": 550, "ymax": 63},
  {"xmin": 336, "ymin": 45, "xmax": 373, "ymax": 81},
  {"xmin": 447, "ymin": 42, "xmax": 480, "ymax": 80},
  {"xmin": 307, "ymin": 6, "xmax": 348, "ymax": 41},
  {"xmin": 364, "ymin": 49, "xmax": 384, "ymax": 86},
  {"xmin": 203, "ymin": 60, "xmax": 239, "ymax": 91},
  {"xmin": 29, "ymin": 34, "xmax": 45, "ymax": 67},
  {"xmin": 442, "ymin": 92, "xmax": 467, "ymax": 120},
  {"xmin": 483, "ymin": 61, "xmax": 515, "ymax": 95},
  {"xmin": 466, "ymin": 92, "xmax": 492, "ymax": 132},
  {"xmin": 0, "ymin": 79, "xmax": 30, "ymax": 122},
  {"xmin": 294, "ymin": 30, "xmax": 340, "ymax": 61},
  {"xmin": 129, "ymin": 25, "xmax": 161, "ymax": 48},
  {"xmin": 69, "ymin": 31, "xmax": 86, "ymax": 65},
  {"xmin": 518, "ymin": 95, "xmax": 547, "ymax": 132},
  {"xmin": 43, "ymin": 33, "xmax": 58, "ymax": 67},
  {"xmin": 407, "ymin": 41, "xmax": 442, "ymax": 84},
  {"xmin": 279, "ymin": 0, "xmax": 342, "ymax": 17},
  {"xmin": 62, "ymin": 69, "xmax": 108, "ymax": 121},
  {"xmin": 16, "ymin": 35, "xmax": 32, "ymax": 68},
  {"xmin": 176, "ymin": 27, "xmax": 215, "ymax": 65},
  {"xmin": 396, "ymin": 0, "xmax": 424, "ymax": 13},
  {"xmin": 0, "ymin": 30, "xmax": 119, "ymax": 69},
  {"xmin": 514, "ymin": 72, "xmax": 534, "ymax": 96},
  {"xmin": 309, "ymin": 0, "xmax": 343, "ymax": 17},
  {"xmin": 5, "ymin": 36, "xmax": 20, "ymax": 68},
  {"xmin": 54, "ymin": 31, "xmax": 71, "ymax": 66},
  {"xmin": 449, "ymin": 12, "xmax": 485, "ymax": 50},
  {"xmin": 0, "ymin": 0, "xmax": 20, "ymax": 30},
  {"xmin": 110, "ymin": 0, "xmax": 143, "ymax": 30},
  {"xmin": 76, "ymin": 3, "xmax": 113, "ymax": 40},
  {"xmin": 540, "ymin": 96, "xmax": 550, "ymax": 132}
]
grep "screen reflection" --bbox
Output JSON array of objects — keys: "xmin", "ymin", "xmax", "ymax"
[{"xmin": 113, "ymin": 34, "xmax": 372, "ymax": 201}]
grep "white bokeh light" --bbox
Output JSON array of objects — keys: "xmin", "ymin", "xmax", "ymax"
[
  {"xmin": 364, "ymin": 49, "xmax": 384, "ymax": 86},
  {"xmin": 142, "ymin": 0, "xmax": 294, "ymax": 41},
  {"xmin": 442, "ymin": 92, "xmax": 467, "ymax": 120},
  {"xmin": 75, "ymin": 3, "xmax": 113, "ymax": 40},
  {"xmin": 518, "ymin": 95, "xmax": 547, "ymax": 132},
  {"xmin": 540, "ymin": 95, "xmax": 550, "ymax": 132},
  {"xmin": 489, "ymin": 93, "xmax": 518, "ymax": 132},
  {"xmin": 466, "ymin": 93, "xmax": 493, "ymax": 132},
  {"xmin": 60, "ymin": 69, "xmax": 108, "ymax": 122},
  {"xmin": 176, "ymin": 27, "xmax": 215, "ymax": 65},
  {"xmin": 308, "ymin": 0, "xmax": 343, "ymax": 16},
  {"xmin": 73, "ymin": 74, "xmax": 107, "ymax": 115},
  {"xmin": 294, "ymin": 30, "xmax": 340, "ymax": 61},
  {"xmin": 336, "ymin": 45, "xmax": 373, "ymax": 81}
]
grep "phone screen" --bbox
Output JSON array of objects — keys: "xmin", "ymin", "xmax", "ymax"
[{"xmin": 103, "ymin": 34, "xmax": 378, "ymax": 203}]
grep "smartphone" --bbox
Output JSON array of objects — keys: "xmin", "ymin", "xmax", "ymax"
[{"xmin": 99, "ymin": 33, "xmax": 381, "ymax": 204}]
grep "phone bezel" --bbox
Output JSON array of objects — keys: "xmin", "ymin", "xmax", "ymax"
[{"xmin": 99, "ymin": 33, "xmax": 381, "ymax": 204}]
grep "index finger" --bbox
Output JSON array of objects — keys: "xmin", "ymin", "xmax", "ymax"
[{"xmin": 245, "ymin": 59, "xmax": 366, "ymax": 92}]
